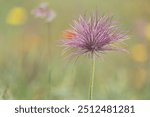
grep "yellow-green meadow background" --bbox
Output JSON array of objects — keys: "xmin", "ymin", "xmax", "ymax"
[{"xmin": 0, "ymin": 0, "xmax": 150, "ymax": 99}]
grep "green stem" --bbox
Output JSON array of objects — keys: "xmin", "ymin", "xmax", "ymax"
[
  {"xmin": 47, "ymin": 22, "xmax": 50, "ymax": 70},
  {"xmin": 47, "ymin": 22, "xmax": 51, "ymax": 99},
  {"xmin": 89, "ymin": 56, "xmax": 96, "ymax": 100}
]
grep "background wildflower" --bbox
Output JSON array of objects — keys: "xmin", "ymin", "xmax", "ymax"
[
  {"xmin": 32, "ymin": 2, "xmax": 57, "ymax": 99},
  {"xmin": 6, "ymin": 7, "xmax": 27, "ymax": 26},
  {"xmin": 32, "ymin": 2, "xmax": 56, "ymax": 22}
]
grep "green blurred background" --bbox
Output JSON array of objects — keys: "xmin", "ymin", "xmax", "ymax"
[{"xmin": 0, "ymin": 0, "xmax": 150, "ymax": 99}]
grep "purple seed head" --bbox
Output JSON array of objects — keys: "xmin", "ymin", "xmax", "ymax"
[{"xmin": 62, "ymin": 13, "xmax": 128, "ymax": 59}]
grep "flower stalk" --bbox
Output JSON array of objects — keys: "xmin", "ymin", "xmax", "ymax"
[{"xmin": 89, "ymin": 55, "xmax": 96, "ymax": 100}]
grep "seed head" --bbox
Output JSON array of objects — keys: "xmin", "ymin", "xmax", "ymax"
[{"xmin": 62, "ymin": 13, "xmax": 128, "ymax": 59}]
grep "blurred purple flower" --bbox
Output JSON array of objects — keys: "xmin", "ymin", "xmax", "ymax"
[
  {"xmin": 62, "ymin": 13, "xmax": 128, "ymax": 59},
  {"xmin": 32, "ymin": 2, "xmax": 56, "ymax": 22}
]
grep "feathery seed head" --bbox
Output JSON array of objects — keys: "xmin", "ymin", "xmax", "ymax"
[{"xmin": 62, "ymin": 13, "xmax": 128, "ymax": 59}]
